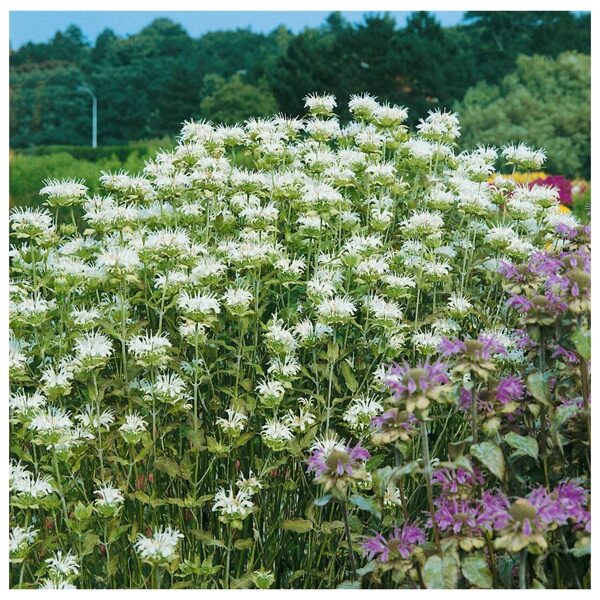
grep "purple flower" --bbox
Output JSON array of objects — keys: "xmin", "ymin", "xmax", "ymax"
[
  {"xmin": 438, "ymin": 334, "xmax": 507, "ymax": 360},
  {"xmin": 528, "ymin": 480, "xmax": 590, "ymax": 531},
  {"xmin": 552, "ymin": 345, "xmax": 579, "ymax": 364},
  {"xmin": 495, "ymin": 376, "xmax": 524, "ymax": 405},
  {"xmin": 431, "ymin": 466, "xmax": 484, "ymax": 497},
  {"xmin": 306, "ymin": 442, "xmax": 370, "ymax": 489},
  {"xmin": 383, "ymin": 359, "xmax": 450, "ymax": 412},
  {"xmin": 479, "ymin": 491, "xmax": 511, "ymax": 531},
  {"xmin": 362, "ymin": 523, "xmax": 425, "ymax": 563}
]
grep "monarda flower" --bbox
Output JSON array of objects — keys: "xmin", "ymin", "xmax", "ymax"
[
  {"xmin": 431, "ymin": 466, "xmax": 484, "ymax": 500},
  {"xmin": 428, "ymin": 496, "xmax": 487, "ymax": 551},
  {"xmin": 383, "ymin": 358, "xmax": 449, "ymax": 414},
  {"xmin": 438, "ymin": 334, "xmax": 507, "ymax": 380},
  {"xmin": 361, "ymin": 523, "xmax": 425, "ymax": 572},
  {"xmin": 370, "ymin": 408, "xmax": 417, "ymax": 446},
  {"xmin": 494, "ymin": 498, "xmax": 548, "ymax": 553},
  {"xmin": 507, "ymin": 292, "xmax": 568, "ymax": 326},
  {"xmin": 307, "ymin": 441, "xmax": 370, "ymax": 496},
  {"xmin": 134, "ymin": 526, "xmax": 184, "ymax": 564}
]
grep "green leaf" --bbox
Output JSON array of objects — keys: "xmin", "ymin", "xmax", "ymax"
[
  {"xmin": 423, "ymin": 554, "xmax": 459, "ymax": 589},
  {"xmin": 314, "ymin": 494, "xmax": 333, "ymax": 507},
  {"xmin": 366, "ymin": 454, "xmax": 387, "ymax": 471},
  {"xmin": 504, "ymin": 432, "xmax": 539, "ymax": 460},
  {"xmin": 349, "ymin": 494, "xmax": 381, "ymax": 518},
  {"xmin": 337, "ymin": 580, "xmax": 361, "ymax": 589},
  {"xmin": 81, "ymin": 533, "xmax": 100, "ymax": 557},
  {"xmin": 341, "ymin": 361, "xmax": 359, "ymax": 393},
  {"xmin": 154, "ymin": 456, "xmax": 191, "ymax": 480},
  {"xmin": 526, "ymin": 372, "xmax": 551, "ymax": 406},
  {"xmin": 281, "ymin": 519, "xmax": 313, "ymax": 533},
  {"xmin": 357, "ymin": 560, "xmax": 377, "ymax": 577},
  {"xmin": 233, "ymin": 538, "xmax": 253, "ymax": 550},
  {"xmin": 470, "ymin": 442, "xmax": 506, "ymax": 480},
  {"xmin": 461, "ymin": 552, "xmax": 493, "ymax": 589},
  {"xmin": 572, "ymin": 328, "xmax": 591, "ymax": 361}
]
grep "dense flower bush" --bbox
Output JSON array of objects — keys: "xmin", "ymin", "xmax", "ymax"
[{"xmin": 9, "ymin": 93, "xmax": 590, "ymax": 589}]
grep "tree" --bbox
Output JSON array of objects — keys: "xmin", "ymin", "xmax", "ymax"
[
  {"xmin": 199, "ymin": 74, "xmax": 278, "ymax": 124},
  {"xmin": 455, "ymin": 52, "xmax": 590, "ymax": 178}
]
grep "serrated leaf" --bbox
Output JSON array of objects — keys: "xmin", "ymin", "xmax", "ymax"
[
  {"xmin": 282, "ymin": 519, "xmax": 313, "ymax": 533},
  {"xmin": 461, "ymin": 552, "xmax": 493, "ymax": 589},
  {"xmin": 470, "ymin": 442, "xmax": 506, "ymax": 480},
  {"xmin": 504, "ymin": 432, "xmax": 539, "ymax": 460}
]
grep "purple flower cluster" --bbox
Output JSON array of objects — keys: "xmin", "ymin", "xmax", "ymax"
[
  {"xmin": 384, "ymin": 358, "xmax": 449, "ymax": 398},
  {"xmin": 529, "ymin": 480, "xmax": 590, "ymax": 533},
  {"xmin": 431, "ymin": 466, "xmax": 484, "ymax": 497},
  {"xmin": 307, "ymin": 442, "xmax": 370, "ymax": 479},
  {"xmin": 428, "ymin": 491, "xmax": 511, "ymax": 538},
  {"xmin": 438, "ymin": 334, "xmax": 507, "ymax": 360},
  {"xmin": 362, "ymin": 523, "xmax": 425, "ymax": 563},
  {"xmin": 495, "ymin": 375, "xmax": 524, "ymax": 405}
]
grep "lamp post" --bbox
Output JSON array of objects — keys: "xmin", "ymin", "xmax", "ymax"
[{"xmin": 77, "ymin": 85, "xmax": 97, "ymax": 148}]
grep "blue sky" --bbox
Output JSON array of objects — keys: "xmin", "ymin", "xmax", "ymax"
[{"xmin": 9, "ymin": 11, "xmax": 466, "ymax": 49}]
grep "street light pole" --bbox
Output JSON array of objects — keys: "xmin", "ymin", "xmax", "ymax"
[{"xmin": 77, "ymin": 85, "xmax": 97, "ymax": 148}]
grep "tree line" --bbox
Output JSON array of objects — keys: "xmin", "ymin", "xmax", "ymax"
[{"xmin": 10, "ymin": 11, "xmax": 590, "ymax": 151}]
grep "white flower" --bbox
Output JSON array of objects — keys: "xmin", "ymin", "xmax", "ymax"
[
  {"xmin": 94, "ymin": 483, "xmax": 124, "ymax": 507},
  {"xmin": 10, "ymin": 207, "xmax": 55, "ymax": 237},
  {"xmin": 374, "ymin": 103, "xmax": 408, "ymax": 127},
  {"xmin": 412, "ymin": 331, "xmax": 442, "ymax": 353},
  {"xmin": 416, "ymin": 109, "xmax": 461, "ymax": 142},
  {"xmin": 343, "ymin": 395, "xmax": 383, "ymax": 430},
  {"xmin": 261, "ymin": 419, "xmax": 294, "ymax": 451},
  {"xmin": 348, "ymin": 93, "xmax": 379, "ymax": 118},
  {"xmin": 76, "ymin": 404, "xmax": 115, "ymax": 429},
  {"xmin": 70, "ymin": 307, "xmax": 101, "ymax": 326},
  {"xmin": 265, "ymin": 318, "xmax": 297, "ymax": 354},
  {"xmin": 29, "ymin": 406, "xmax": 73, "ymax": 434},
  {"xmin": 135, "ymin": 526, "xmax": 184, "ymax": 562},
  {"xmin": 363, "ymin": 295, "xmax": 403, "ymax": 323},
  {"xmin": 311, "ymin": 433, "xmax": 346, "ymax": 454},
  {"xmin": 213, "ymin": 487, "xmax": 254, "ymax": 520},
  {"xmin": 97, "ymin": 245, "xmax": 141, "ymax": 273},
  {"xmin": 236, "ymin": 471, "xmax": 263, "ymax": 495},
  {"xmin": 268, "ymin": 355, "xmax": 301, "ymax": 378},
  {"xmin": 128, "ymin": 332, "xmax": 171, "ymax": 365},
  {"xmin": 256, "ymin": 379, "xmax": 285, "ymax": 407},
  {"xmin": 119, "ymin": 412, "xmax": 148, "ymax": 443},
  {"xmin": 502, "ymin": 143, "xmax": 546, "ymax": 170},
  {"xmin": 9, "ymin": 525, "xmax": 38, "ymax": 556},
  {"xmin": 40, "ymin": 178, "xmax": 88, "ymax": 203},
  {"xmin": 447, "ymin": 293, "xmax": 472, "ymax": 316},
  {"xmin": 294, "ymin": 319, "xmax": 333, "ymax": 344},
  {"xmin": 303, "ymin": 93, "xmax": 336, "ymax": 115},
  {"xmin": 216, "ymin": 409, "xmax": 248, "ymax": 436},
  {"xmin": 38, "ymin": 579, "xmax": 77, "ymax": 589},
  {"xmin": 9, "ymin": 389, "xmax": 46, "ymax": 415},
  {"xmin": 284, "ymin": 402, "xmax": 316, "ymax": 432},
  {"xmin": 73, "ymin": 331, "xmax": 113, "ymax": 367},
  {"xmin": 46, "ymin": 549, "xmax": 80, "ymax": 578},
  {"xmin": 223, "ymin": 287, "xmax": 253, "ymax": 312},
  {"xmin": 316, "ymin": 296, "xmax": 356, "ymax": 324},
  {"xmin": 148, "ymin": 372, "xmax": 190, "ymax": 405}
]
